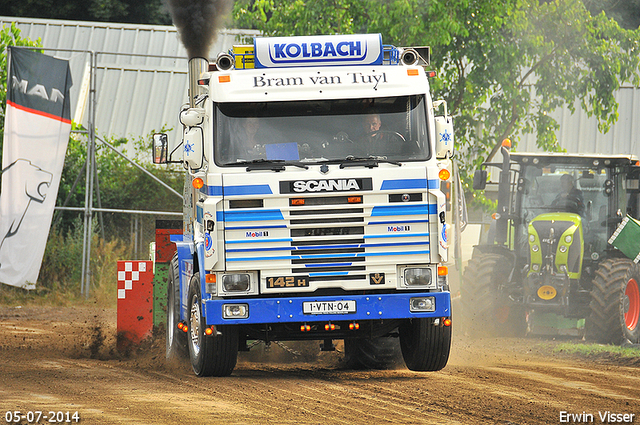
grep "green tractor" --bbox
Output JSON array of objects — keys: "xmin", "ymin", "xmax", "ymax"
[{"xmin": 463, "ymin": 143, "xmax": 640, "ymax": 344}]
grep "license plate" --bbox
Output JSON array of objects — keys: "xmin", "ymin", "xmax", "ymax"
[{"xmin": 303, "ymin": 300, "xmax": 356, "ymax": 315}]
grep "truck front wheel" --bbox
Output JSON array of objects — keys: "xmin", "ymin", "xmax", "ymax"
[
  {"xmin": 166, "ymin": 254, "xmax": 187, "ymax": 360},
  {"xmin": 187, "ymin": 273, "xmax": 238, "ymax": 376},
  {"xmin": 399, "ymin": 318, "xmax": 451, "ymax": 372},
  {"xmin": 343, "ymin": 337, "xmax": 402, "ymax": 369}
]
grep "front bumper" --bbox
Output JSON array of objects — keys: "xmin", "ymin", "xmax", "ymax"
[{"xmin": 202, "ymin": 291, "xmax": 451, "ymax": 325}]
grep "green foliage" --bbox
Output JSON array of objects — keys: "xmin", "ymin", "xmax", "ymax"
[
  {"xmin": 54, "ymin": 128, "xmax": 183, "ymax": 239},
  {"xmin": 3, "ymin": 0, "xmax": 172, "ymax": 25},
  {"xmin": 233, "ymin": 0, "xmax": 640, "ymax": 210},
  {"xmin": 0, "ymin": 23, "xmax": 41, "ymax": 158}
]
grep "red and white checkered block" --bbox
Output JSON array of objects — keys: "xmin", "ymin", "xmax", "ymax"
[
  {"xmin": 117, "ymin": 261, "xmax": 149, "ymax": 299},
  {"xmin": 116, "ymin": 260, "xmax": 154, "ymax": 351}
]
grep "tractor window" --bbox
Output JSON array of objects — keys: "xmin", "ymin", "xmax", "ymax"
[{"xmin": 521, "ymin": 166, "xmax": 609, "ymax": 225}]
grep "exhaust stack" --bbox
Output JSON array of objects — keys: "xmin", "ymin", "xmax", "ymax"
[{"xmin": 188, "ymin": 57, "xmax": 209, "ymax": 108}]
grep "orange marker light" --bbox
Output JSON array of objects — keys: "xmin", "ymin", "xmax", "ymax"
[
  {"xmin": 177, "ymin": 322, "xmax": 184, "ymax": 330},
  {"xmin": 192, "ymin": 177, "xmax": 204, "ymax": 189},
  {"xmin": 291, "ymin": 199, "xmax": 305, "ymax": 206},
  {"xmin": 182, "ymin": 325, "xmax": 189, "ymax": 333},
  {"xmin": 407, "ymin": 69, "xmax": 420, "ymax": 76},
  {"xmin": 438, "ymin": 266, "xmax": 448, "ymax": 276},
  {"xmin": 218, "ymin": 75, "xmax": 231, "ymax": 83},
  {"xmin": 443, "ymin": 318, "xmax": 452, "ymax": 327},
  {"xmin": 206, "ymin": 274, "xmax": 216, "ymax": 283},
  {"xmin": 438, "ymin": 168, "xmax": 451, "ymax": 181},
  {"xmin": 205, "ymin": 327, "xmax": 213, "ymax": 335},
  {"xmin": 502, "ymin": 138, "xmax": 512, "ymax": 148},
  {"xmin": 347, "ymin": 196, "xmax": 362, "ymax": 204}
]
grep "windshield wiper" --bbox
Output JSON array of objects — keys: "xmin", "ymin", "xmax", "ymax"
[
  {"xmin": 339, "ymin": 156, "xmax": 402, "ymax": 169},
  {"xmin": 238, "ymin": 158, "xmax": 309, "ymax": 171}
]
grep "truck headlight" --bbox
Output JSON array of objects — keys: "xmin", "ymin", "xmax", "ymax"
[
  {"xmin": 410, "ymin": 297, "xmax": 435, "ymax": 312},
  {"xmin": 222, "ymin": 273, "xmax": 250, "ymax": 292},
  {"xmin": 404, "ymin": 268, "xmax": 432, "ymax": 286},
  {"xmin": 223, "ymin": 304, "xmax": 249, "ymax": 319}
]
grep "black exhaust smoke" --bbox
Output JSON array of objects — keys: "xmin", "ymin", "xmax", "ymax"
[{"xmin": 166, "ymin": 0, "xmax": 232, "ymax": 59}]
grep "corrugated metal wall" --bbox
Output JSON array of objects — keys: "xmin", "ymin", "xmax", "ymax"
[
  {"xmin": 1, "ymin": 16, "xmax": 256, "ymax": 146},
  {"xmin": 517, "ymin": 85, "xmax": 640, "ymax": 155}
]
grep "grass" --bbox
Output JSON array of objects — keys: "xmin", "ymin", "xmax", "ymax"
[
  {"xmin": 0, "ymin": 237, "xmax": 129, "ymax": 309},
  {"xmin": 553, "ymin": 341, "xmax": 640, "ymax": 360}
]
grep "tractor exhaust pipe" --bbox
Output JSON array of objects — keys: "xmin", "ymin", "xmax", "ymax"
[{"xmin": 188, "ymin": 57, "xmax": 208, "ymax": 108}]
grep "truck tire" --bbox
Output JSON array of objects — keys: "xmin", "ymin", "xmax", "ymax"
[
  {"xmin": 399, "ymin": 318, "xmax": 451, "ymax": 371},
  {"xmin": 343, "ymin": 337, "xmax": 402, "ymax": 370},
  {"xmin": 187, "ymin": 273, "xmax": 239, "ymax": 376},
  {"xmin": 589, "ymin": 258, "xmax": 640, "ymax": 344},
  {"xmin": 461, "ymin": 253, "xmax": 525, "ymax": 337},
  {"xmin": 166, "ymin": 254, "xmax": 187, "ymax": 360}
]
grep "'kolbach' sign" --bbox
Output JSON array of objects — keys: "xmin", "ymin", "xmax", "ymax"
[{"xmin": 254, "ymin": 34, "xmax": 383, "ymax": 68}]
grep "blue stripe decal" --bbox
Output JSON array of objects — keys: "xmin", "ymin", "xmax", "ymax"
[
  {"xmin": 380, "ymin": 178, "xmax": 439, "ymax": 190},
  {"xmin": 225, "ymin": 225, "xmax": 288, "ymax": 230},
  {"xmin": 368, "ymin": 219, "xmax": 429, "ymax": 225},
  {"xmin": 205, "ymin": 185, "xmax": 223, "ymax": 196},
  {"xmin": 227, "ymin": 250, "xmax": 430, "ymax": 262},
  {"xmin": 226, "ymin": 238, "xmax": 293, "ymax": 244},
  {"xmin": 371, "ymin": 204, "xmax": 437, "ymax": 216},
  {"xmin": 196, "ymin": 205, "xmax": 203, "ymax": 222},
  {"xmin": 216, "ymin": 211, "xmax": 224, "ymax": 222},
  {"xmin": 305, "ymin": 262, "xmax": 353, "ymax": 267},
  {"xmin": 364, "ymin": 233, "xmax": 429, "ymax": 239},
  {"xmin": 226, "ymin": 241, "xmax": 429, "ymax": 253},
  {"xmin": 224, "ymin": 209, "xmax": 284, "ymax": 222},
  {"xmin": 224, "ymin": 184, "xmax": 273, "ymax": 196},
  {"xmin": 309, "ymin": 272, "xmax": 350, "ymax": 277}
]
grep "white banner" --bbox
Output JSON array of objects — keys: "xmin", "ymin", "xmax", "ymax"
[{"xmin": 0, "ymin": 48, "xmax": 72, "ymax": 289}]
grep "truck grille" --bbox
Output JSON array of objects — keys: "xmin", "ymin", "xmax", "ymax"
[{"xmin": 222, "ymin": 186, "xmax": 434, "ymax": 290}]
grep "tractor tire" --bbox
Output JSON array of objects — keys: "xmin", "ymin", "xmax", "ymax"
[
  {"xmin": 166, "ymin": 254, "xmax": 187, "ymax": 360},
  {"xmin": 399, "ymin": 318, "xmax": 451, "ymax": 372},
  {"xmin": 187, "ymin": 273, "xmax": 238, "ymax": 376},
  {"xmin": 622, "ymin": 265, "xmax": 640, "ymax": 343},
  {"xmin": 589, "ymin": 258, "xmax": 640, "ymax": 344},
  {"xmin": 460, "ymin": 253, "xmax": 525, "ymax": 338},
  {"xmin": 343, "ymin": 337, "xmax": 402, "ymax": 370}
]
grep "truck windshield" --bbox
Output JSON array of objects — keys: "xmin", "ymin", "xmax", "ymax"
[{"xmin": 214, "ymin": 95, "xmax": 430, "ymax": 165}]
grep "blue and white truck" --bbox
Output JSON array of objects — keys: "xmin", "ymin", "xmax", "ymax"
[{"xmin": 154, "ymin": 34, "xmax": 455, "ymax": 376}]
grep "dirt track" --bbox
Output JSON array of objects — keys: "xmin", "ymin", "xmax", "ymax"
[{"xmin": 0, "ymin": 305, "xmax": 638, "ymax": 425}]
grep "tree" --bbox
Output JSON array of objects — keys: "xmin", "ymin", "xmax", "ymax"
[
  {"xmin": 233, "ymin": 0, "xmax": 640, "ymax": 202},
  {"xmin": 0, "ymin": 0, "xmax": 172, "ymax": 25},
  {"xmin": 0, "ymin": 23, "xmax": 41, "ymax": 163}
]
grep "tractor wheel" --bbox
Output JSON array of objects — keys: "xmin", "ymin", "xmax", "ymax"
[
  {"xmin": 166, "ymin": 254, "xmax": 187, "ymax": 360},
  {"xmin": 343, "ymin": 337, "xmax": 402, "ymax": 370},
  {"xmin": 622, "ymin": 266, "xmax": 640, "ymax": 343},
  {"xmin": 589, "ymin": 258, "xmax": 640, "ymax": 344},
  {"xmin": 461, "ymin": 253, "xmax": 525, "ymax": 337},
  {"xmin": 399, "ymin": 318, "xmax": 451, "ymax": 372},
  {"xmin": 187, "ymin": 273, "xmax": 238, "ymax": 376}
]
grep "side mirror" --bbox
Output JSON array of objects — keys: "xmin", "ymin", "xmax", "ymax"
[
  {"xmin": 434, "ymin": 115, "xmax": 454, "ymax": 158},
  {"xmin": 153, "ymin": 133, "xmax": 168, "ymax": 164},
  {"xmin": 180, "ymin": 108, "xmax": 205, "ymax": 127},
  {"xmin": 183, "ymin": 127, "xmax": 204, "ymax": 170},
  {"xmin": 473, "ymin": 169, "xmax": 487, "ymax": 190},
  {"xmin": 433, "ymin": 100, "xmax": 454, "ymax": 159}
]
